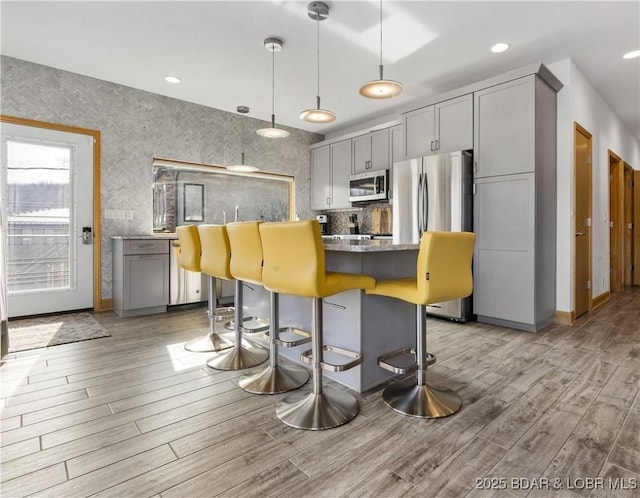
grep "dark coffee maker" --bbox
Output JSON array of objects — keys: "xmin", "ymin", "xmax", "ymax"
[
  {"xmin": 316, "ymin": 214, "xmax": 329, "ymax": 234},
  {"xmin": 348, "ymin": 214, "xmax": 359, "ymax": 234}
]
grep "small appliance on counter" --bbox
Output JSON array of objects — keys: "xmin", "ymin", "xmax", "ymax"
[
  {"xmin": 348, "ymin": 214, "xmax": 359, "ymax": 234},
  {"xmin": 316, "ymin": 214, "xmax": 329, "ymax": 235}
]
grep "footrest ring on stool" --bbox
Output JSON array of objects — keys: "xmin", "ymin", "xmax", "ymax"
[
  {"xmin": 377, "ymin": 348, "xmax": 436, "ymax": 374},
  {"xmin": 300, "ymin": 345, "xmax": 362, "ymax": 372},
  {"xmin": 266, "ymin": 327, "xmax": 311, "ymax": 348}
]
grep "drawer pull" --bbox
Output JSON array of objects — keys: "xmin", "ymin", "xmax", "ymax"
[{"xmin": 323, "ymin": 299, "xmax": 345, "ymax": 310}]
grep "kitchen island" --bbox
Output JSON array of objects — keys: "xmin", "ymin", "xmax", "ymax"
[{"xmin": 242, "ymin": 238, "xmax": 420, "ymax": 392}]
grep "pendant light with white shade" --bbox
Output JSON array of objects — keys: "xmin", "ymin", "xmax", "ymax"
[
  {"xmin": 227, "ymin": 105, "xmax": 260, "ymax": 173},
  {"xmin": 256, "ymin": 37, "xmax": 290, "ymax": 138},
  {"xmin": 300, "ymin": 1, "xmax": 336, "ymax": 124},
  {"xmin": 359, "ymin": 0, "xmax": 404, "ymax": 99}
]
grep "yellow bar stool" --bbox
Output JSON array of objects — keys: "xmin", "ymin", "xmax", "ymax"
[
  {"xmin": 259, "ymin": 220, "xmax": 376, "ymax": 430},
  {"xmin": 227, "ymin": 221, "xmax": 310, "ymax": 394},
  {"xmin": 176, "ymin": 225, "xmax": 233, "ymax": 353},
  {"xmin": 366, "ymin": 231, "xmax": 475, "ymax": 418},
  {"xmin": 200, "ymin": 224, "xmax": 269, "ymax": 371}
]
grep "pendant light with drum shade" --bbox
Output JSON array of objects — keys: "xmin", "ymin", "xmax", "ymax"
[
  {"xmin": 359, "ymin": 0, "xmax": 404, "ymax": 99},
  {"xmin": 300, "ymin": 2, "xmax": 336, "ymax": 124},
  {"xmin": 227, "ymin": 105, "xmax": 260, "ymax": 173},
  {"xmin": 256, "ymin": 37, "xmax": 289, "ymax": 138}
]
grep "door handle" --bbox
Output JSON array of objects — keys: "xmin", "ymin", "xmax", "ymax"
[
  {"xmin": 82, "ymin": 227, "xmax": 93, "ymax": 244},
  {"xmin": 576, "ymin": 231, "xmax": 585, "ymax": 236}
]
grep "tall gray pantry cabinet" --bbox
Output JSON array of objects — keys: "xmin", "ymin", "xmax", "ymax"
[{"xmin": 473, "ymin": 73, "xmax": 559, "ymax": 331}]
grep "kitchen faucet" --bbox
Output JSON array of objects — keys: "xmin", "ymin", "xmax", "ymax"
[{"xmin": 212, "ymin": 208, "xmax": 226, "ymax": 225}]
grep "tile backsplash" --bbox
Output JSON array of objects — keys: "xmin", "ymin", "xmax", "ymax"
[{"xmin": 316, "ymin": 201, "xmax": 391, "ymax": 235}]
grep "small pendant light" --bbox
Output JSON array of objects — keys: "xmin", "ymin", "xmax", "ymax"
[
  {"xmin": 256, "ymin": 37, "xmax": 290, "ymax": 138},
  {"xmin": 300, "ymin": 1, "xmax": 336, "ymax": 124},
  {"xmin": 227, "ymin": 106, "xmax": 260, "ymax": 173},
  {"xmin": 359, "ymin": 0, "xmax": 404, "ymax": 99}
]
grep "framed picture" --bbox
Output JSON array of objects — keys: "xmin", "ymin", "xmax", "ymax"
[{"xmin": 183, "ymin": 183, "xmax": 204, "ymax": 222}]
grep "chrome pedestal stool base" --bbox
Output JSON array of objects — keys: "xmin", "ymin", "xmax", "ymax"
[
  {"xmin": 206, "ymin": 344, "xmax": 268, "ymax": 371},
  {"xmin": 276, "ymin": 386, "xmax": 359, "ymax": 430},
  {"xmin": 382, "ymin": 377, "xmax": 461, "ymax": 419},
  {"xmin": 238, "ymin": 363, "xmax": 309, "ymax": 394},
  {"xmin": 184, "ymin": 331, "xmax": 234, "ymax": 353}
]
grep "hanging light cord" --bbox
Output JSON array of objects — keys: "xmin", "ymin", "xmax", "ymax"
[
  {"xmin": 378, "ymin": 0, "xmax": 384, "ymax": 79},
  {"xmin": 271, "ymin": 46, "xmax": 276, "ymax": 124},
  {"xmin": 379, "ymin": 0, "xmax": 383, "ymax": 67},
  {"xmin": 316, "ymin": 15, "xmax": 321, "ymax": 109}
]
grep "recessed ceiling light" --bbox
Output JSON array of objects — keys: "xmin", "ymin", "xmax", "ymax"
[
  {"xmin": 491, "ymin": 43, "xmax": 510, "ymax": 54},
  {"xmin": 164, "ymin": 75, "xmax": 181, "ymax": 84},
  {"xmin": 623, "ymin": 49, "xmax": 640, "ymax": 59}
]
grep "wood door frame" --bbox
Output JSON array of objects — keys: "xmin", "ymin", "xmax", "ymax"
[
  {"xmin": 609, "ymin": 149, "xmax": 624, "ymax": 292},
  {"xmin": 1, "ymin": 115, "xmax": 104, "ymax": 311},
  {"xmin": 573, "ymin": 122, "xmax": 592, "ymax": 318},
  {"xmin": 635, "ymin": 170, "xmax": 640, "ymax": 285},
  {"xmin": 623, "ymin": 162, "xmax": 634, "ymax": 285}
]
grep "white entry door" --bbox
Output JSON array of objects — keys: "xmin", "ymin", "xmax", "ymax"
[{"xmin": 1, "ymin": 123, "xmax": 94, "ymax": 318}]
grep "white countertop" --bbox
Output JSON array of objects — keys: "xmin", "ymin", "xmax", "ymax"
[{"xmin": 111, "ymin": 234, "xmax": 418, "ymax": 252}]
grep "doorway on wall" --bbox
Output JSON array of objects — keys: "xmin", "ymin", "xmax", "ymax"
[
  {"xmin": 574, "ymin": 123, "xmax": 592, "ymax": 319},
  {"xmin": 635, "ymin": 169, "xmax": 640, "ymax": 286},
  {"xmin": 609, "ymin": 150, "xmax": 624, "ymax": 293},
  {"xmin": 623, "ymin": 162, "xmax": 634, "ymax": 286},
  {"xmin": 0, "ymin": 117, "xmax": 101, "ymax": 317}
]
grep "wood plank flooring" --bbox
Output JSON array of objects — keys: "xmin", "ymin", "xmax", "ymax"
[{"xmin": 1, "ymin": 288, "xmax": 639, "ymax": 497}]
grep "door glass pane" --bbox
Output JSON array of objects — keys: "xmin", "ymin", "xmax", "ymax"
[{"xmin": 5, "ymin": 140, "xmax": 73, "ymax": 294}]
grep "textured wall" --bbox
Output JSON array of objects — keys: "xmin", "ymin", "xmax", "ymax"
[{"xmin": 1, "ymin": 56, "xmax": 323, "ymax": 300}]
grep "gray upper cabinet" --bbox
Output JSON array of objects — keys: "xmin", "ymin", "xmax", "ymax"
[
  {"xmin": 311, "ymin": 146, "xmax": 331, "ymax": 209},
  {"xmin": 403, "ymin": 93, "xmax": 473, "ymax": 158},
  {"xmin": 352, "ymin": 128, "xmax": 390, "ymax": 173},
  {"xmin": 474, "ymin": 77, "xmax": 535, "ymax": 178},
  {"xmin": 404, "ymin": 105, "xmax": 435, "ymax": 158},
  {"xmin": 311, "ymin": 139, "xmax": 352, "ymax": 210}
]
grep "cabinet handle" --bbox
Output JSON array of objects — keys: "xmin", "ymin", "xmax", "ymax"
[
  {"xmin": 326, "ymin": 197, "xmax": 330, "ymax": 205},
  {"xmin": 473, "ymin": 161, "xmax": 477, "ymax": 174},
  {"xmin": 323, "ymin": 299, "xmax": 346, "ymax": 310},
  {"xmin": 435, "ymin": 140, "xmax": 439, "ymax": 150},
  {"xmin": 430, "ymin": 140, "xmax": 434, "ymax": 151}
]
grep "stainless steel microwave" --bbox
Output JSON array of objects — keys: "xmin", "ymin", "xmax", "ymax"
[{"xmin": 349, "ymin": 170, "xmax": 388, "ymax": 203}]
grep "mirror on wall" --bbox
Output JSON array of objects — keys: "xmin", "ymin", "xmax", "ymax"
[{"xmin": 153, "ymin": 158, "xmax": 294, "ymax": 233}]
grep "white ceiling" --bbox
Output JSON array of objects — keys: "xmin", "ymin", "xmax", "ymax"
[{"xmin": 2, "ymin": 1, "xmax": 639, "ymax": 140}]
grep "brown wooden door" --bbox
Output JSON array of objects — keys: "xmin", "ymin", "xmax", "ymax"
[
  {"xmin": 635, "ymin": 171, "xmax": 640, "ymax": 285},
  {"xmin": 624, "ymin": 164, "xmax": 634, "ymax": 285},
  {"xmin": 574, "ymin": 124, "xmax": 592, "ymax": 318},
  {"xmin": 609, "ymin": 151, "xmax": 624, "ymax": 292}
]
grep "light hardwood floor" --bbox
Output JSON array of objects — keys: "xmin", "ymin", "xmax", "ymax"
[{"xmin": 1, "ymin": 288, "xmax": 639, "ymax": 497}]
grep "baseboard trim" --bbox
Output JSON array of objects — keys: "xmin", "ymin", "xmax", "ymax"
[
  {"xmin": 554, "ymin": 310, "xmax": 575, "ymax": 326},
  {"xmin": 592, "ymin": 292, "xmax": 610, "ymax": 309}
]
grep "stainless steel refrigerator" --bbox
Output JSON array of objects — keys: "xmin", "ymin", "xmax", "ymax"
[{"xmin": 392, "ymin": 150, "xmax": 473, "ymax": 321}]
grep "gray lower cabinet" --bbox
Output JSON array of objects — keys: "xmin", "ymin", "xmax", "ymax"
[
  {"xmin": 473, "ymin": 74, "xmax": 558, "ymax": 331},
  {"xmin": 113, "ymin": 238, "xmax": 170, "ymax": 317}
]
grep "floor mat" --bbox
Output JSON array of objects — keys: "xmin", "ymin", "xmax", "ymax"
[{"xmin": 8, "ymin": 312, "xmax": 110, "ymax": 353}]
